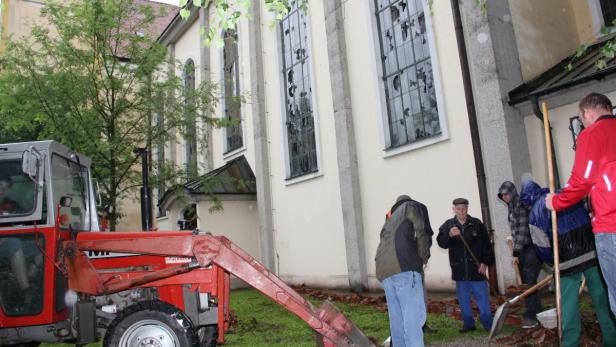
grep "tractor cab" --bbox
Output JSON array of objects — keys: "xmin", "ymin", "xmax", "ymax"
[{"xmin": 0, "ymin": 141, "xmax": 98, "ymax": 330}]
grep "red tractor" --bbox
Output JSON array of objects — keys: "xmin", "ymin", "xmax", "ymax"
[{"xmin": 0, "ymin": 141, "xmax": 375, "ymax": 347}]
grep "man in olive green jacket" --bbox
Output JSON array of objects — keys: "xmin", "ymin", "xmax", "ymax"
[{"xmin": 376, "ymin": 195, "xmax": 433, "ymax": 347}]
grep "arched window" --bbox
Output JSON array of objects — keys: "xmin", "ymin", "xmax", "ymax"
[
  {"xmin": 184, "ymin": 59, "xmax": 198, "ymax": 177},
  {"xmin": 223, "ymin": 28, "xmax": 243, "ymax": 153}
]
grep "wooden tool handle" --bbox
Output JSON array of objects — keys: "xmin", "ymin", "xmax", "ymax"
[
  {"xmin": 542, "ymin": 101, "xmax": 563, "ymax": 345},
  {"xmin": 516, "ymin": 274, "xmax": 553, "ymax": 301},
  {"xmin": 507, "ymin": 238, "xmax": 523, "ymax": 285}
]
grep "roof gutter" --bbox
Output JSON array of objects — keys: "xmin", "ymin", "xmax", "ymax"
[
  {"xmin": 451, "ymin": 0, "xmax": 498, "ymax": 293},
  {"xmin": 509, "ymin": 64, "xmax": 616, "ymax": 105},
  {"xmin": 157, "ymin": 3, "xmax": 199, "ymax": 46}
]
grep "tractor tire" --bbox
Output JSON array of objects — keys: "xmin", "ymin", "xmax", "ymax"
[
  {"xmin": 197, "ymin": 325, "xmax": 218, "ymax": 347},
  {"xmin": 103, "ymin": 300, "xmax": 198, "ymax": 347}
]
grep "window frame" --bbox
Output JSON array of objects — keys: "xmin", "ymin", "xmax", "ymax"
[
  {"xmin": 155, "ymin": 109, "xmax": 166, "ymax": 218},
  {"xmin": 221, "ymin": 27, "xmax": 245, "ymax": 157},
  {"xmin": 367, "ymin": 0, "xmax": 449, "ymax": 158},
  {"xmin": 183, "ymin": 58, "xmax": 198, "ymax": 178},
  {"xmin": 50, "ymin": 153, "xmax": 91, "ymax": 231},
  {"xmin": 0, "ymin": 157, "xmax": 40, "ymax": 221},
  {"xmin": 276, "ymin": 4, "xmax": 323, "ymax": 183}
]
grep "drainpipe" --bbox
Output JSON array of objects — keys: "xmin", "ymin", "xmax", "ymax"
[
  {"xmin": 451, "ymin": 0, "xmax": 499, "ymax": 293},
  {"xmin": 531, "ymin": 96, "xmax": 561, "ymax": 188}
]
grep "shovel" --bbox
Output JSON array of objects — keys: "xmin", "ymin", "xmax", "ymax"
[{"xmin": 489, "ymin": 274, "xmax": 554, "ymax": 339}]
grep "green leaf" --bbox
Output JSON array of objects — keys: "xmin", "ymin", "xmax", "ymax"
[
  {"xmin": 601, "ymin": 26, "xmax": 611, "ymax": 35},
  {"xmin": 574, "ymin": 44, "xmax": 588, "ymax": 58},
  {"xmin": 193, "ymin": 0, "xmax": 203, "ymax": 7},
  {"xmin": 596, "ymin": 59, "xmax": 608, "ymax": 70},
  {"xmin": 475, "ymin": 0, "xmax": 487, "ymax": 14},
  {"xmin": 180, "ymin": 8, "xmax": 190, "ymax": 19}
]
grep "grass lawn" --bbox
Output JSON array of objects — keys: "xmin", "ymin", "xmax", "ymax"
[{"xmin": 42, "ymin": 289, "xmax": 517, "ymax": 346}]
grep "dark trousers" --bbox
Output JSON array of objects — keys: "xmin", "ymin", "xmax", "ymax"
[{"xmin": 519, "ymin": 246, "xmax": 542, "ymax": 319}]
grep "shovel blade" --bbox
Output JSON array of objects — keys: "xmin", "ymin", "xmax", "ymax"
[{"xmin": 489, "ymin": 301, "xmax": 511, "ymax": 340}]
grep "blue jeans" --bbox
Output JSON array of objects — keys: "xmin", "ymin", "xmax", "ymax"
[
  {"xmin": 383, "ymin": 271, "xmax": 426, "ymax": 347},
  {"xmin": 455, "ymin": 281, "xmax": 493, "ymax": 330},
  {"xmin": 595, "ymin": 233, "xmax": 616, "ymax": 316}
]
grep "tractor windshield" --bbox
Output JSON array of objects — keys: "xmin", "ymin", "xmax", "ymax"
[{"xmin": 0, "ymin": 160, "xmax": 37, "ymax": 218}]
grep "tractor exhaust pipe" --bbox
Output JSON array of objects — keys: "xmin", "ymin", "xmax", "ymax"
[{"xmin": 135, "ymin": 148, "xmax": 153, "ymax": 231}]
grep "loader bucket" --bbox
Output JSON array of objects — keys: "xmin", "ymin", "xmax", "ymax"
[{"xmin": 316, "ymin": 300, "xmax": 376, "ymax": 347}]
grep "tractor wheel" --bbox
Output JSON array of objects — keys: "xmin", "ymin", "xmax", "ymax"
[
  {"xmin": 197, "ymin": 325, "xmax": 218, "ymax": 347},
  {"xmin": 103, "ymin": 300, "xmax": 198, "ymax": 347}
]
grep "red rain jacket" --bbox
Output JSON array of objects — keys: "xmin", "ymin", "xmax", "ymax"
[{"xmin": 553, "ymin": 115, "xmax": 616, "ymax": 233}]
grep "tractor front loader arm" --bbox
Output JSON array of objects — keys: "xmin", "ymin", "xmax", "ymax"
[{"xmin": 65, "ymin": 232, "xmax": 376, "ymax": 347}]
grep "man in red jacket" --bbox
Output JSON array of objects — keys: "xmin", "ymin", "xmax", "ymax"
[{"xmin": 546, "ymin": 92, "xmax": 616, "ymax": 316}]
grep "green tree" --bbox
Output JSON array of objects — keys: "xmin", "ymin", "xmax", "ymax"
[
  {"xmin": 184, "ymin": 0, "xmax": 307, "ymax": 46},
  {"xmin": 0, "ymin": 0, "xmax": 226, "ymax": 230}
]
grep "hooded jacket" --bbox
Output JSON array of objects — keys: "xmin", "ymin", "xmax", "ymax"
[
  {"xmin": 520, "ymin": 180, "xmax": 597, "ymax": 276},
  {"xmin": 437, "ymin": 215, "xmax": 494, "ymax": 281},
  {"xmin": 375, "ymin": 195, "xmax": 433, "ymax": 282},
  {"xmin": 498, "ymin": 181, "xmax": 532, "ymax": 257},
  {"xmin": 552, "ymin": 115, "xmax": 616, "ymax": 232}
]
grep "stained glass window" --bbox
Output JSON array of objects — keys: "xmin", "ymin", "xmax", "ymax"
[
  {"xmin": 280, "ymin": 2, "xmax": 318, "ymax": 178},
  {"xmin": 223, "ymin": 28, "xmax": 243, "ymax": 153},
  {"xmin": 184, "ymin": 59, "xmax": 198, "ymax": 177},
  {"xmin": 375, "ymin": 0, "xmax": 440, "ymax": 148}
]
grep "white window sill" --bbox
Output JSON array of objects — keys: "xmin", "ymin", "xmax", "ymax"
[
  {"xmin": 156, "ymin": 215, "xmax": 169, "ymax": 222},
  {"xmin": 382, "ymin": 133, "xmax": 449, "ymax": 159},
  {"xmin": 284, "ymin": 171, "xmax": 323, "ymax": 186},
  {"xmin": 223, "ymin": 146, "xmax": 246, "ymax": 161}
]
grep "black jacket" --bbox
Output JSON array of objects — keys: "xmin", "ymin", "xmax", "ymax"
[{"xmin": 437, "ymin": 215, "xmax": 494, "ymax": 281}]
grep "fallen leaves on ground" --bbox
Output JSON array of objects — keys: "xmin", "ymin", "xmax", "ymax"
[
  {"xmin": 293, "ymin": 284, "xmax": 388, "ymax": 311},
  {"xmin": 293, "ymin": 284, "xmax": 606, "ymax": 346}
]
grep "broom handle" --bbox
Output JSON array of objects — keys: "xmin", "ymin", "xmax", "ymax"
[
  {"xmin": 543, "ymin": 102, "xmax": 563, "ymax": 345},
  {"xmin": 457, "ymin": 234, "xmax": 498, "ymax": 296},
  {"xmin": 458, "ymin": 234, "xmax": 482, "ymax": 268}
]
